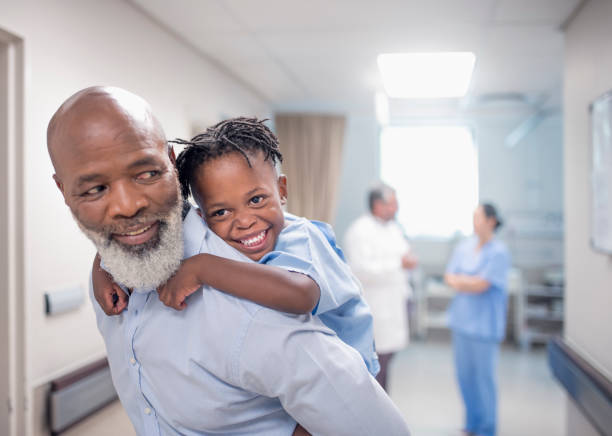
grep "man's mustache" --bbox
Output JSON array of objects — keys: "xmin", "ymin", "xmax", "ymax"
[
  {"xmin": 82, "ymin": 197, "xmax": 181, "ymax": 239},
  {"xmin": 107, "ymin": 214, "xmax": 166, "ymax": 237}
]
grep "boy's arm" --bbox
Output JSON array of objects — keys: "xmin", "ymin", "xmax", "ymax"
[
  {"xmin": 157, "ymin": 253, "xmax": 320, "ymax": 314},
  {"xmin": 92, "ymin": 254, "xmax": 129, "ymax": 315}
]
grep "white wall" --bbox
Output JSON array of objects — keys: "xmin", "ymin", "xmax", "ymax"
[
  {"xmin": 476, "ymin": 113, "xmax": 563, "ymax": 215},
  {"xmin": 334, "ymin": 109, "xmax": 380, "ymax": 238},
  {"xmin": 0, "ymin": 0, "xmax": 269, "ymax": 430},
  {"xmin": 564, "ymin": 0, "xmax": 612, "ymax": 434}
]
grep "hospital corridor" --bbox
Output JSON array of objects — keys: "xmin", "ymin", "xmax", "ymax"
[{"xmin": 1, "ymin": 1, "xmax": 611, "ymax": 435}]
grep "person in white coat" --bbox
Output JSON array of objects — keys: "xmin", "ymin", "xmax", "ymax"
[{"xmin": 344, "ymin": 183, "xmax": 417, "ymax": 391}]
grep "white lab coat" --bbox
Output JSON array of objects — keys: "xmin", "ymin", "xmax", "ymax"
[{"xmin": 344, "ymin": 214, "xmax": 411, "ymax": 354}]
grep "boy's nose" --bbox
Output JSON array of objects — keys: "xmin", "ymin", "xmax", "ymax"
[{"xmin": 235, "ymin": 212, "xmax": 256, "ymax": 229}]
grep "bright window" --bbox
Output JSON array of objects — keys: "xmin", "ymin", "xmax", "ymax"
[{"xmin": 380, "ymin": 125, "xmax": 478, "ymax": 237}]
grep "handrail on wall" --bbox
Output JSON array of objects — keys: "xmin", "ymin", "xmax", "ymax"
[{"xmin": 548, "ymin": 337, "xmax": 612, "ymax": 436}]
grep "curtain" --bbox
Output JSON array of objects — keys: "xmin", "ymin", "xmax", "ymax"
[{"xmin": 274, "ymin": 114, "xmax": 346, "ymax": 223}]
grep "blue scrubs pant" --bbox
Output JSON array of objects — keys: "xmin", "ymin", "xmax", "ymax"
[{"xmin": 452, "ymin": 331, "xmax": 499, "ymax": 436}]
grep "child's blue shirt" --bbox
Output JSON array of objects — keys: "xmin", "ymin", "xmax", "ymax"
[{"xmin": 260, "ymin": 213, "xmax": 380, "ymax": 376}]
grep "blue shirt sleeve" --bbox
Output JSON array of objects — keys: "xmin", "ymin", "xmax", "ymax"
[
  {"xmin": 309, "ymin": 219, "xmax": 347, "ymax": 262},
  {"xmin": 260, "ymin": 218, "xmax": 379, "ymax": 376},
  {"xmin": 260, "ymin": 219, "xmax": 360, "ymax": 315},
  {"xmin": 478, "ymin": 245, "xmax": 511, "ymax": 290}
]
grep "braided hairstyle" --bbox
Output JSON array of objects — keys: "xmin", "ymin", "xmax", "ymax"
[{"xmin": 173, "ymin": 117, "xmax": 283, "ymax": 200}]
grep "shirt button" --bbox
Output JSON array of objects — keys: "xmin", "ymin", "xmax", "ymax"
[
  {"xmin": 144, "ymin": 407, "xmax": 151, "ymax": 415},
  {"xmin": 130, "ymin": 357, "xmax": 136, "ymax": 365}
]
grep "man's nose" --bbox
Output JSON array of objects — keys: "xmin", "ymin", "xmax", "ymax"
[{"xmin": 107, "ymin": 181, "xmax": 149, "ymax": 219}]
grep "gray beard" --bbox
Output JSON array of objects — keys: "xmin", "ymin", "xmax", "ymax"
[{"xmin": 75, "ymin": 200, "xmax": 184, "ymax": 290}]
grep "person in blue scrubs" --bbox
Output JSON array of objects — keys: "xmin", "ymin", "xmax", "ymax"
[{"xmin": 444, "ymin": 203, "xmax": 511, "ymax": 436}]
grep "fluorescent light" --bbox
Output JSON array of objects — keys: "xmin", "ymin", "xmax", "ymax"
[
  {"xmin": 377, "ymin": 52, "xmax": 476, "ymax": 99},
  {"xmin": 375, "ymin": 92, "xmax": 389, "ymax": 125}
]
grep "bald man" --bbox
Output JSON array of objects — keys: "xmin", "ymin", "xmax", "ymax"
[{"xmin": 48, "ymin": 87, "xmax": 410, "ymax": 436}]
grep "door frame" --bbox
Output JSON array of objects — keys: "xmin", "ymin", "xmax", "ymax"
[{"xmin": 0, "ymin": 27, "xmax": 25, "ymax": 436}]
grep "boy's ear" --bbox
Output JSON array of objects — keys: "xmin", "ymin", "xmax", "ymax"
[
  {"xmin": 278, "ymin": 174, "xmax": 288, "ymax": 205},
  {"xmin": 196, "ymin": 208, "xmax": 203, "ymax": 219}
]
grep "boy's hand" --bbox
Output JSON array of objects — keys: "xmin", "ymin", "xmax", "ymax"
[
  {"xmin": 92, "ymin": 254, "xmax": 129, "ymax": 315},
  {"xmin": 292, "ymin": 424, "xmax": 311, "ymax": 436},
  {"xmin": 157, "ymin": 256, "xmax": 203, "ymax": 310}
]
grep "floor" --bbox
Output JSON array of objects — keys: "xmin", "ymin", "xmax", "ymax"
[
  {"xmin": 63, "ymin": 339, "xmax": 566, "ymax": 436},
  {"xmin": 63, "ymin": 401, "xmax": 136, "ymax": 436},
  {"xmin": 390, "ymin": 340, "xmax": 566, "ymax": 436}
]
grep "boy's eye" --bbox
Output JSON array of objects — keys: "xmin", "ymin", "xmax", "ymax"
[
  {"xmin": 211, "ymin": 209, "xmax": 228, "ymax": 218},
  {"xmin": 249, "ymin": 195, "xmax": 264, "ymax": 205},
  {"xmin": 82, "ymin": 185, "xmax": 106, "ymax": 196}
]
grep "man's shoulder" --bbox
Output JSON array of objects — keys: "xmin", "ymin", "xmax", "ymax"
[
  {"xmin": 201, "ymin": 286, "xmax": 327, "ymax": 328},
  {"xmin": 199, "ymin": 285, "xmax": 333, "ymax": 333},
  {"xmin": 285, "ymin": 214, "xmax": 335, "ymax": 237}
]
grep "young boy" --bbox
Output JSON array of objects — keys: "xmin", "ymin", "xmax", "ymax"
[{"xmin": 93, "ymin": 117, "xmax": 379, "ymax": 376}]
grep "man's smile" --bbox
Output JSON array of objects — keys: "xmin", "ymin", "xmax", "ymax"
[{"xmin": 112, "ymin": 221, "xmax": 159, "ymax": 245}]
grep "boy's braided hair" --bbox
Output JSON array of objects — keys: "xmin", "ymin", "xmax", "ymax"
[{"xmin": 172, "ymin": 117, "xmax": 283, "ymax": 200}]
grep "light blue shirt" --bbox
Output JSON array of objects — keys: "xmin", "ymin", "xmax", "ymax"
[
  {"xmin": 91, "ymin": 207, "xmax": 409, "ymax": 436},
  {"xmin": 260, "ymin": 213, "xmax": 379, "ymax": 375},
  {"xmin": 445, "ymin": 236, "xmax": 511, "ymax": 341}
]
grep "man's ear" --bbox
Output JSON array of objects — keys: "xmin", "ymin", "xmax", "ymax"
[
  {"xmin": 53, "ymin": 174, "xmax": 65, "ymax": 197},
  {"xmin": 196, "ymin": 208, "xmax": 203, "ymax": 219},
  {"xmin": 53, "ymin": 174, "xmax": 70, "ymax": 206},
  {"xmin": 278, "ymin": 175, "xmax": 288, "ymax": 205},
  {"xmin": 168, "ymin": 145, "xmax": 177, "ymax": 167}
]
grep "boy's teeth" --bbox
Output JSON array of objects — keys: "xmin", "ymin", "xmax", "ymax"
[
  {"xmin": 240, "ymin": 230, "xmax": 266, "ymax": 247},
  {"xmin": 122, "ymin": 224, "xmax": 152, "ymax": 236}
]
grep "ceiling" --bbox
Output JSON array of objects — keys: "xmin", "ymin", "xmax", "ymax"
[{"xmin": 128, "ymin": 0, "xmax": 581, "ymax": 114}]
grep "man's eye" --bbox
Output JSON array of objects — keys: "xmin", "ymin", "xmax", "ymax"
[
  {"xmin": 137, "ymin": 170, "xmax": 160, "ymax": 180},
  {"xmin": 250, "ymin": 195, "xmax": 264, "ymax": 205},
  {"xmin": 83, "ymin": 186, "xmax": 106, "ymax": 196}
]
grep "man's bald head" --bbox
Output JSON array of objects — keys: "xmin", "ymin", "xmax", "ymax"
[
  {"xmin": 47, "ymin": 87, "xmax": 184, "ymax": 290},
  {"xmin": 47, "ymin": 86, "xmax": 166, "ymax": 178}
]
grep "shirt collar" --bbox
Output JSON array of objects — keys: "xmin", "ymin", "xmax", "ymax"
[{"xmin": 183, "ymin": 205, "xmax": 208, "ymax": 258}]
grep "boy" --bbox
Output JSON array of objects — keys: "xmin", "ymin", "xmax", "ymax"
[{"xmin": 93, "ymin": 117, "xmax": 378, "ymax": 376}]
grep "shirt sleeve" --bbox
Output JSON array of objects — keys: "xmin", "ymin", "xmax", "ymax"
[
  {"xmin": 478, "ymin": 246, "xmax": 511, "ymax": 289},
  {"xmin": 237, "ymin": 311, "xmax": 411, "ymax": 436},
  {"xmin": 261, "ymin": 221, "xmax": 361, "ymax": 314},
  {"xmin": 309, "ymin": 219, "xmax": 347, "ymax": 261}
]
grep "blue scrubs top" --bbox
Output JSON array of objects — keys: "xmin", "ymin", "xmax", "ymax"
[{"xmin": 446, "ymin": 236, "xmax": 511, "ymax": 342}]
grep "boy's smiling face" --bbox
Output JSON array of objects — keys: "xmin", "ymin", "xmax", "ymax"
[{"xmin": 192, "ymin": 150, "xmax": 287, "ymax": 261}]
